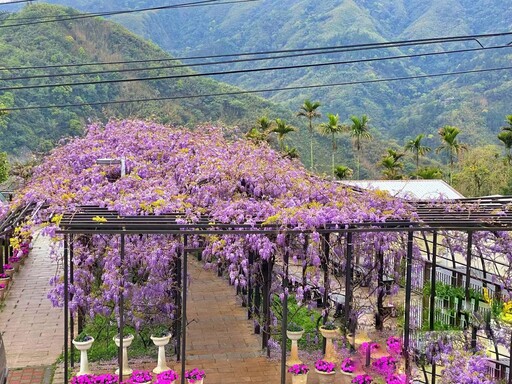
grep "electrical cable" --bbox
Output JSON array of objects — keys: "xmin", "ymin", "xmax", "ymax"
[
  {"xmin": 0, "ymin": 44, "xmax": 509, "ymax": 82},
  {"xmin": 1, "ymin": 44, "xmax": 510, "ymax": 92},
  {"xmin": 2, "ymin": 65, "xmax": 510, "ymax": 112},
  {"xmin": 0, "ymin": 0, "xmax": 38, "ymax": 5},
  {"xmin": 1, "ymin": 30, "xmax": 511, "ymax": 72},
  {"xmin": 0, "ymin": 0, "xmax": 260, "ymax": 28}
]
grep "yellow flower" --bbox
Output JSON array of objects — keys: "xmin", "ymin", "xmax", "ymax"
[{"xmin": 92, "ymin": 216, "xmax": 108, "ymax": 223}]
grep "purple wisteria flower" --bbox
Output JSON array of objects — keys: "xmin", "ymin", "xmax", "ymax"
[
  {"xmin": 287, "ymin": 363, "xmax": 309, "ymax": 375},
  {"xmin": 315, "ymin": 360, "xmax": 336, "ymax": 373}
]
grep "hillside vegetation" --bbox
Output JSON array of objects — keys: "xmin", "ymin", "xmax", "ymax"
[
  {"xmin": 0, "ymin": 4, "xmax": 296, "ymax": 154},
  {"xmin": 39, "ymin": 0, "xmax": 512, "ymax": 145}
]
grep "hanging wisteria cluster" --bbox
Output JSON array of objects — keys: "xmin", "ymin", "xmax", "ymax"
[{"xmin": 10, "ymin": 120, "xmax": 415, "ymax": 327}]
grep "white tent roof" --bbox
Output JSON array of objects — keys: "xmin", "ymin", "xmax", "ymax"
[{"xmin": 340, "ymin": 179, "xmax": 464, "ymax": 200}]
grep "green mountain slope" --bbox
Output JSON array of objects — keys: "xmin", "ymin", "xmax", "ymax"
[
  {"xmin": 38, "ymin": 0, "xmax": 512, "ymax": 146},
  {"xmin": 0, "ymin": 4, "xmax": 298, "ymax": 154}
]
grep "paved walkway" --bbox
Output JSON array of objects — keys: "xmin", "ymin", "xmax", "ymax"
[{"xmin": 0, "ymin": 234, "xmax": 63, "ymax": 382}]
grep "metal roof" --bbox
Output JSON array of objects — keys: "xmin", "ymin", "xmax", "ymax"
[{"xmin": 339, "ymin": 179, "xmax": 464, "ymax": 200}]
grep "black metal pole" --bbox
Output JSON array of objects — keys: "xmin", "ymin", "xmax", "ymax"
[
  {"xmin": 70, "ymin": 236, "xmax": 75, "ymax": 368},
  {"xmin": 64, "ymin": 235, "xmax": 69, "ymax": 381},
  {"xmin": 465, "ymin": 232, "xmax": 473, "ymax": 307},
  {"xmin": 321, "ymin": 233, "xmax": 330, "ymax": 354},
  {"xmin": 430, "ymin": 231, "xmax": 437, "ymax": 384},
  {"xmin": 280, "ymin": 239, "xmax": 289, "ymax": 384},
  {"xmin": 344, "ymin": 232, "xmax": 353, "ymax": 333},
  {"xmin": 248, "ymin": 251, "xmax": 254, "ymax": 319},
  {"xmin": 175, "ymin": 241, "xmax": 182, "ymax": 360},
  {"xmin": 508, "ymin": 332, "xmax": 512, "ymax": 384},
  {"xmin": 118, "ymin": 234, "xmax": 125, "ymax": 384},
  {"xmin": 377, "ymin": 250, "xmax": 384, "ymax": 331},
  {"xmin": 404, "ymin": 230, "xmax": 414, "ymax": 377},
  {"xmin": 181, "ymin": 235, "xmax": 188, "ymax": 384}
]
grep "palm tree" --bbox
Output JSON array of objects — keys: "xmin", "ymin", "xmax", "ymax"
[
  {"xmin": 297, "ymin": 100, "xmax": 321, "ymax": 170},
  {"xmin": 498, "ymin": 130, "xmax": 512, "ymax": 165},
  {"xmin": 380, "ymin": 149, "xmax": 405, "ymax": 180},
  {"xmin": 436, "ymin": 125, "xmax": 468, "ymax": 184},
  {"xmin": 349, "ymin": 115, "xmax": 373, "ymax": 179},
  {"xmin": 405, "ymin": 134, "xmax": 431, "ymax": 177},
  {"xmin": 334, "ymin": 165, "xmax": 353, "ymax": 180},
  {"xmin": 246, "ymin": 116, "xmax": 273, "ymax": 144},
  {"xmin": 416, "ymin": 167, "xmax": 443, "ymax": 180},
  {"xmin": 318, "ymin": 114, "xmax": 345, "ymax": 176},
  {"xmin": 271, "ymin": 118, "xmax": 296, "ymax": 151}
]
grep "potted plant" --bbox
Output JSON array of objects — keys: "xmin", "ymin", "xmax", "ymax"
[
  {"xmin": 318, "ymin": 322, "xmax": 339, "ymax": 363},
  {"xmin": 127, "ymin": 370, "xmax": 153, "ymax": 384},
  {"xmin": 314, "ymin": 360, "xmax": 336, "ymax": 384},
  {"xmin": 3, "ymin": 264, "xmax": 14, "ymax": 278},
  {"xmin": 351, "ymin": 374, "xmax": 373, "ymax": 384},
  {"xmin": 286, "ymin": 322, "xmax": 304, "ymax": 366},
  {"xmin": 150, "ymin": 328, "xmax": 172, "ymax": 374},
  {"xmin": 185, "ymin": 368, "xmax": 205, "ymax": 384},
  {"xmin": 156, "ymin": 369, "xmax": 179, "ymax": 384},
  {"xmin": 340, "ymin": 357, "xmax": 355, "ymax": 384},
  {"xmin": 8, "ymin": 256, "xmax": 21, "ymax": 272},
  {"xmin": 0, "ymin": 273, "xmax": 9, "ymax": 289},
  {"xmin": 72, "ymin": 332, "xmax": 95, "ymax": 376},
  {"xmin": 0, "ymin": 283, "xmax": 5, "ymax": 301},
  {"xmin": 372, "ymin": 355, "xmax": 397, "ymax": 377},
  {"xmin": 70, "ymin": 373, "xmax": 118, "ymax": 383},
  {"xmin": 288, "ymin": 363, "xmax": 309, "ymax": 384},
  {"xmin": 113, "ymin": 333, "xmax": 135, "ymax": 376}
]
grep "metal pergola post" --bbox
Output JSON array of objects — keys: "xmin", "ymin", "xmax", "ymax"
[
  {"xmin": 430, "ymin": 231, "xmax": 437, "ymax": 384},
  {"xmin": 280, "ymin": 237, "xmax": 289, "ymax": 384},
  {"xmin": 118, "ymin": 233, "xmax": 125, "ymax": 384},
  {"xmin": 404, "ymin": 230, "xmax": 414, "ymax": 378},
  {"xmin": 63, "ymin": 235, "xmax": 69, "ymax": 381},
  {"xmin": 344, "ymin": 231, "xmax": 353, "ymax": 334},
  {"xmin": 181, "ymin": 235, "xmax": 188, "ymax": 384}
]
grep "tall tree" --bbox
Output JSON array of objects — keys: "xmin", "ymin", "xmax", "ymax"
[
  {"xmin": 436, "ymin": 125, "xmax": 468, "ymax": 185},
  {"xmin": 380, "ymin": 149, "xmax": 405, "ymax": 180},
  {"xmin": 349, "ymin": 115, "xmax": 372, "ymax": 179},
  {"xmin": 498, "ymin": 130, "xmax": 512, "ymax": 165},
  {"xmin": 318, "ymin": 113, "xmax": 345, "ymax": 176},
  {"xmin": 416, "ymin": 167, "xmax": 443, "ymax": 180},
  {"xmin": 297, "ymin": 99, "xmax": 321, "ymax": 170},
  {"xmin": 405, "ymin": 134, "xmax": 431, "ymax": 177},
  {"xmin": 271, "ymin": 118, "xmax": 296, "ymax": 151}
]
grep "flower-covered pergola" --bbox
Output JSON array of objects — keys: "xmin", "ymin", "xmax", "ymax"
[{"xmin": 7, "ymin": 120, "xmax": 512, "ymax": 384}]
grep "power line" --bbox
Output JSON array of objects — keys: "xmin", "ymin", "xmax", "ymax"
[
  {"xmin": 0, "ymin": 0, "xmax": 38, "ymax": 5},
  {"xmin": 2, "ymin": 65, "xmax": 510, "ymax": 112},
  {"xmin": 0, "ymin": 44, "xmax": 509, "ymax": 82},
  {"xmin": 1, "ymin": 30, "xmax": 511, "ymax": 72},
  {"xmin": 1, "ymin": 43, "xmax": 510, "ymax": 92},
  {"xmin": 0, "ymin": 0, "xmax": 259, "ymax": 28}
]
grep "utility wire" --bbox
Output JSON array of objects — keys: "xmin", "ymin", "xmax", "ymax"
[
  {"xmin": 0, "ymin": 0, "xmax": 259, "ymax": 28},
  {"xmin": 1, "ymin": 44, "xmax": 511, "ymax": 92},
  {"xmin": 0, "ymin": 0, "xmax": 38, "ymax": 4},
  {"xmin": 0, "ymin": 44, "xmax": 509, "ymax": 82},
  {"xmin": 2, "ymin": 65, "xmax": 511, "ymax": 112},
  {"xmin": 1, "ymin": 31, "xmax": 511, "ymax": 72}
]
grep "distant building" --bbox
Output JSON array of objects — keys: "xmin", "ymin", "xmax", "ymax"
[{"xmin": 339, "ymin": 179, "xmax": 464, "ymax": 200}]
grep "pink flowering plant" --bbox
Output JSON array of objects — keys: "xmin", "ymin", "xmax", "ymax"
[
  {"xmin": 3, "ymin": 264, "xmax": 13, "ymax": 270},
  {"xmin": 0, "ymin": 273, "xmax": 7, "ymax": 279},
  {"xmin": 351, "ymin": 374, "xmax": 373, "ymax": 384},
  {"xmin": 386, "ymin": 373, "xmax": 407, "ymax": 384},
  {"xmin": 156, "ymin": 369, "xmax": 179, "ymax": 383},
  {"xmin": 288, "ymin": 363, "xmax": 309, "ymax": 375},
  {"xmin": 70, "ymin": 374, "xmax": 118, "ymax": 384},
  {"xmin": 315, "ymin": 360, "xmax": 336, "ymax": 373},
  {"xmin": 359, "ymin": 342, "xmax": 379, "ymax": 355},
  {"xmin": 0, "ymin": 284, "xmax": 5, "ymax": 290},
  {"xmin": 372, "ymin": 355, "xmax": 397, "ymax": 377},
  {"xmin": 185, "ymin": 368, "xmax": 205, "ymax": 383},
  {"xmin": 340, "ymin": 357, "xmax": 355, "ymax": 373},
  {"xmin": 125, "ymin": 370, "xmax": 152, "ymax": 383},
  {"xmin": 386, "ymin": 336, "xmax": 401, "ymax": 355}
]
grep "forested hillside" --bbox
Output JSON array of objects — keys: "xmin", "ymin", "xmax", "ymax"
[
  {"xmin": 38, "ymin": 0, "xmax": 512, "ymax": 145},
  {"xmin": 0, "ymin": 4, "xmax": 297, "ymax": 154}
]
